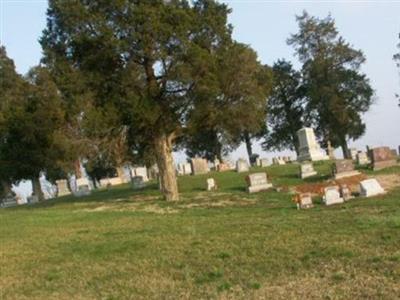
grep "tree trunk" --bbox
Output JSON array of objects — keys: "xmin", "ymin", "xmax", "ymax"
[
  {"xmin": 341, "ymin": 139, "xmax": 350, "ymax": 159},
  {"xmin": 116, "ymin": 165, "xmax": 127, "ymax": 183},
  {"xmin": 244, "ymin": 132, "xmax": 253, "ymax": 162},
  {"xmin": 74, "ymin": 159, "xmax": 82, "ymax": 178},
  {"xmin": 1, "ymin": 180, "xmax": 12, "ymax": 197},
  {"xmin": 291, "ymin": 134, "xmax": 300, "ymax": 156},
  {"xmin": 32, "ymin": 177, "xmax": 45, "ymax": 201},
  {"xmin": 154, "ymin": 133, "xmax": 179, "ymax": 201}
]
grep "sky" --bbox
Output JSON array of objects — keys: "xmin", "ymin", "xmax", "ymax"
[{"xmin": 1, "ymin": 0, "xmax": 399, "ymax": 169}]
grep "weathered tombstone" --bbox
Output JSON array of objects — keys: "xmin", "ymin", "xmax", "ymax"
[
  {"xmin": 132, "ymin": 176, "xmax": 146, "ymax": 189},
  {"xmin": 359, "ymin": 179, "xmax": 385, "ymax": 197},
  {"xmin": 350, "ymin": 148, "xmax": 358, "ymax": 160},
  {"xmin": 236, "ymin": 158, "xmax": 249, "ymax": 173},
  {"xmin": 340, "ymin": 184, "xmax": 353, "ymax": 201},
  {"xmin": 245, "ymin": 172, "xmax": 273, "ymax": 193},
  {"xmin": 260, "ymin": 158, "xmax": 270, "ymax": 167},
  {"xmin": 332, "ymin": 160, "xmax": 360, "ymax": 179},
  {"xmin": 206, "ymin": 178, "xmax": 217, "ymax": 191},
  {"xmin": 390, "ymin": 149, "xmax": 398, "ymax": 157},
  {"xmin": 300, "ymin": 162, "xmax": 317, "ymax": 179},
  {"xmin": 322, "ymin": 186, "xmax": 344, "ymax": 206},
  {"xmin": 356, "ymin": 151, "xmax": 369, "ymax": 165},
  {"xmin": 272, "ymin": 157, "xmax": 279, "ymax": 165},
  {"xmin": 74, "ymin": 178, "xmax": 92, "ymax": 197},
  {"xmin": 191, "ymin": 158, "xmax": 209, "ymax": 175},
  {"xmin": 297, "ymin": 127, "xmax": 329, "ymax": 162},
  {"xmin": 27, "ymin": 194, "xmax": 39, "ymax": 204},
  {"xmin": 371, "ymin": 147, "xmax": 398, "ymax": 170},
  {"xmin": 1, "ymin": 193, "xmax": 18, "ymax": 208},
  {"xmin": 255, "ymin": 157, "xmax": 261, "ymax": 167},
  {"xmin": 56, "ymin": 179, "xmax": 71, "ymax": 197},
  {"xmin": 277, "ymin": 157, "xmax": 286, "ymax": 165},
  {"xmin": 293, "ymin": 193, "xmax": 314, "ymax": 210},
  {"xmin": 132, "ymin": 167, "xmax": 149, "ymax": 182}
]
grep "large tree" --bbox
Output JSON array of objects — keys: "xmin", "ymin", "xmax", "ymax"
[
  {"xmin": 0, "ymin": 47, "xmax": 25, "ymax": 197},
  {"xmin": 184, "ymin": 42, "xmax": 270, "ymax": 162},
  {"xmin": 262, "ymin": 59, "xmax": 306, "ymax": 154},
  {"xmin": 41, "ymin": 0, "xmax": 236, "ymax": 201},
  {"xmin": 288, "ymin": 12, "xmax": 373, "ymax": 159},
  {"xmin": 1, "ymin": 67, "xmax": 68, "ymax": 200}
]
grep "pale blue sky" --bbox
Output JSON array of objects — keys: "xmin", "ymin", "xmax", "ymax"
[{"xmin": 1, "ymin": 0, "xmax": 399, "ymax": 165}]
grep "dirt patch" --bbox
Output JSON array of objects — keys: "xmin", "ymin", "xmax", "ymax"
[{"xmin": 294, "ymin": 173, "xmax": 400, "ymax": 196}]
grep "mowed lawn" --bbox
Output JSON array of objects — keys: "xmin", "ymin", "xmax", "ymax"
[{"xmin": 1, "ymin": 163, "xmax": 400, "ymax": 299}]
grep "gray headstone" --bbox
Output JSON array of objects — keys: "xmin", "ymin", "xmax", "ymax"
[{"xmin": 245, "ymin": 172, "xmax": 273, "ymax": 193}]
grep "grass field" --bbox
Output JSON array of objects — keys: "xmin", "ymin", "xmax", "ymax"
[{"xmin": 1, "ymin": 162, "xmax": 400, "ymax": 299}]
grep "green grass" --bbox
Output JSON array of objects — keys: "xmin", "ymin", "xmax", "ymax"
[{"xmin": 1, "ymin": 162, "xmax": 399, "ymax": 299}]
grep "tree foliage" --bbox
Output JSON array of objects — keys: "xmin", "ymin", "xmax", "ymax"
[
  {"xmin": 41, "ymin": 0, "xmax": 247, "ymax": 201},
  {"xmin": 262, "ymin": 59, "xmax": 306, "ymax": 154},
  {"xmin": 288, "ymin": 12, "xmax": 373, "ymax": 158}
]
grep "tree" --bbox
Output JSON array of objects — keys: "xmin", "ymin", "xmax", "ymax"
[
  {"xmin": 2, "ymin": 67, "xmax": 68, "ymax": 201},
  {"xmin": 394, "ymin": 33, "xmax": 400, "ymax": 105},
  {"xmin": 262, "ymin": 59, "xmax": 306, "ymax": 154},
  {"xmin": 41, "ymin": 0, "xmax": 235, "ymax": 201},
  {"xmin": 0, "ymin": 47, "xmax": 24, "ymax": 197},
  {"xmin": 288, "ymin": 12, "xmax": 373, "ymax": 159},
  {"xmin": 184, "ymin": 42, "xmax": 270, "ymax": 163}
]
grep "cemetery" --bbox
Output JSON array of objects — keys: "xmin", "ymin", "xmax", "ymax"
[{"xmin": 1, "ymin": 1, "xmax": 399, "ymax": 299}]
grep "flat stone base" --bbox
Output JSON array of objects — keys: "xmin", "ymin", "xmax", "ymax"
[
  {"xmin": 373, "ymin": 160, "xmax": 398, "ymax": 171},
  {"xmin": 247, "ymin": 183, "xmax": 273, "ymax": 194},
  {"xmin": 324, "ymin": 197, "xmax": 344, "ymax": 206},
  {"xmin": 334, "ymin": 170, "xmax": 361, "ymax": 180},
  {"xmin": 298, "ymin": 150, "xmax": 329, "ymax": 162},
  {"xmin": 301, "ymin": 171, "xmax": 317, "ymax": 179}
]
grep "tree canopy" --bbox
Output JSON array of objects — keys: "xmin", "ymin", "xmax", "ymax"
[{"xmin": 288, "ymin": 12, "xmax": 373, "ymax": 158}]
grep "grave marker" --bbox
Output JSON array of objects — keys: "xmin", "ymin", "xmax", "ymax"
[{"xmin": 245, "ymin": 173, "xmax": 273, "ymax": 193}]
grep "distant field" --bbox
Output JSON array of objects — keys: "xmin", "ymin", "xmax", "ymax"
[{"xmin": 1, "ymin": 162, "xmax": 399, "ymax": 299}]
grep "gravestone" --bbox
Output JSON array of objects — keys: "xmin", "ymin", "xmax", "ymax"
[
  {"xmin": 27, "ymin": 195, "xmax": 39, "ymax": 204},
  {"xmin": 340, "ymin": 184, "xmax": 353, "ymax": 201},
  {"xmin": 272, "ymin": 158, "xmax": 278, "ymax": 165},
  {"xmin": 371, "ymin": 147, "xmax": 398, "ymax": 170},
  {"xmin": 245, "ymin": 172, "xmax": 273, "ymax": 193},
  {"xmin": 1, "ymin": 194, "xmax": 18, "ymax": 208},
  {"xmin": 322, "ymin": 186, "xmax": 344, "ymax": 206},
  {"xmin": 300, "ymin": 162, "xmax": 317, "ymax": 179},
  {"xmin": 293, "ymin": 193, "xmax": 314, "ymax": 209},
  {"xmin": 100, "ymin": 177, "xmax": 123, "ymax": 187},
  {"xmin": 74, "ymin": 178, "xmax": 91, "ymax": 197},
  {"xmin": 148, "ymin": 164, "xmax": 159, "ymax": 180},
  {"xmin": 132, "ymin": 176, "xmax": 145, "ymax": 189},
  {"xmin": 297, "ymin": 128, "xmax": 329, "ymax": 162},
  {"xmin": 56, "ymin": 179, "xmax": 71, "ymax": 197},
  {"xmin": 356, "ymin": 151, "xmax": 369, "ymax": 165},
  {"xmin": 255, "ymin": 157, "xmax": 261, "ymax": 167},
  {"xmin": 249, "ymin": 154, "xmax": 259, "ymax": 166},
  {"xmin": 191, "ymin": 158, "xmax": 209, "ymax": 175},
  {"xmin": 390, "ymin": 149, "xmax": 398, "ymax": 157},
  {"xmin": 260, "ymin": 158, "xmax": 270, "ymax": 167},
  {"xmin": 332, "ymin": 160, "xmax": 360, "ymax": 179},
  {"xmin": 360, "ymin": 179, "xmax": 385, "ymax": 197},
  {"xmin": 277, "ymin": 157, "xmax": 286, "ymax": 165},
  {"xmin": 236, "ymin": 158, "xmax": 249, "ymax": 173},
  {"xmin": 206, "ymin": 178, "xmax": 217, "ymax": 191},
  {"xmin": 132, "ymin": 167, "xmax": 149, "ymax": 182},
  {"xmin": 350, "ymin": 148, "xmax": 358, "ymax": 160}
]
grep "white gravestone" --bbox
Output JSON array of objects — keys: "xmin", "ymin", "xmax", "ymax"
[
  {"xmin": 297, "ymin": 128, "xmax": 329, "ymax": 162},
  {"xmin": 300, "ymin": 163, "xmax": 317, "ymax": 179},
  {"xmin": 132, "ymin": 167, "xmax": 149, "ymax": 182},
  {"xmin": 356, "ymin": 152, "xmax": 369, "ymax": 165},
  {"xmin": 245, "ymin": 173, "xmax": 273, "ymax": 193},
  {"xmin": 350, "ymin": 148, "xmax": 358, "ymax": 160},
  {"xmin": 206, "ymin": 178, "xmax": 217, "ymax": 191},
  {"xmin": 360, "ymin": 179, "xmax": 385, "ymax": 197},
  {"xmin": 323, "ymin": 186, "xmax": 344, "ymax": 206},
  {"xmin": 260, "ymin": 158, "xmax": 270, "ymax": 167},
  {"xmin": 56, "ymin": 179, "xmax": 71, "ymax": 197},
  {"xmin": 74, "ymin": 178, "xmax": 92, "ymax": 197},
  {"xmin": 236, "ymin": 158, "xmax": 249, "ymax": 173}
]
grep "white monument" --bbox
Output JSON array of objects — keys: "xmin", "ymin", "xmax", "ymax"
[
  {"xmin": 206, "ymin": 178, "xmax": 217, "ymax": 191},
  {"xmin": 360, "ymin": 179, "xmax": 385, "ymax": 197},
  {"xmin": 322, "ymin": 186, "xmax": 344, "ymax": 206},
  {"xmin": 297, "ymin": 128, "xmax": 329, "ymax": 162}
]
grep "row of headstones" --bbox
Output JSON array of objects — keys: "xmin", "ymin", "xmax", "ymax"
[
  {"xmin": 300, "ymin": 159, "xmax": 361, "ymax": 180},
  {"xmin": 350, "ymin": 146, "xmax": 399, "ymax": 170},
  {"xmin": 294, "ymin": 179, "xmax": 386, "ymax": 209},
  {"xmin": 179, "ymin": 156, "xmax": 295, "ymax": 177},
  {"xmin": 206, "ymin": 172, "xmax": 273, "ymax": 193}
]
